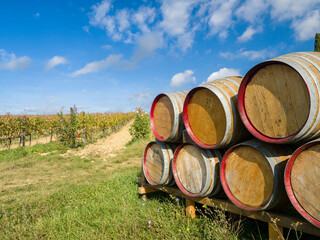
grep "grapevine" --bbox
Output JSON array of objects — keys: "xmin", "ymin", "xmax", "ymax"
[{"xmin": 0, "ymin": 110, "xmax": 134, "ymax": 149}]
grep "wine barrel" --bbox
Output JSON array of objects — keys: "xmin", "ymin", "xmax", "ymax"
[
  {"xmin": 238, "ymin": 51, "xmax": 320, "ymax": 144},
  {"xmin": 221, "ymin": 139, "xmax": 292, "ymax": 211},
  {"xmin": 142, "ymin": 141, "xmax": 177, "ymax": 186},
  {"xmin": 183, "ymin": 76, "xmax": 249, "ymax": 149},
  {"xmin": 285, "ymin": 140, "xmax": 320, "ymax": 227},
  {"xmin": 172, "ymin": 143, "xmax": 223, "ymax": 197},
  {"xmin": 150, "ymin": 91, "xmax": 188, "ymax": 142}
]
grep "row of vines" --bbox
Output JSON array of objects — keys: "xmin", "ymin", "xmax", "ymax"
[{"xmin": 0, "ymin": 106, "xmax": 135, "ymax": 148}]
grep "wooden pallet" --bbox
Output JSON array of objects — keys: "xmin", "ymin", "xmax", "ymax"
[{"xmin": 137, "ymin": 176, "xmax": 320, "ymax": 239}]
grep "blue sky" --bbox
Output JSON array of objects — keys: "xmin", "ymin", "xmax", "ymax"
[{"xmin": 1, "ymin": 0, "xmax": 319, "ymax": 114}]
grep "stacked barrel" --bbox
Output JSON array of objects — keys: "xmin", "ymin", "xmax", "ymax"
[{"xmin": 142, "ymin": 51, "xmax": 320, "ymax": 228}]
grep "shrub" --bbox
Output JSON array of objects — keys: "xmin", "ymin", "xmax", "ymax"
[
  {"xmin": 56, "ymin": 105, "xmax": 82, "ymax": 148},
  {"xmin": 315, "ymin": 33, "xmax": 320, "ymax": 52},
  {"xmin": 129, "ymin": 107, "xmax": 151, "ymax": 142}
]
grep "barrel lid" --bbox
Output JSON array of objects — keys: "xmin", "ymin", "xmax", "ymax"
[
  {"xmin": 238, "ymin": 60, "xmax": 311, "ymax": 143},
  {"xmin": 285, "ymin": 141, "xmax": 320, "ymax": 226},
  {"xmin": 151, "ymin": 94, "xmax": 175, "ymax": 141},
  {"xmin": 175, "ymin": 144, "xmax": 207, "ymax": 194},
  {"xmin": 223, "ymin": 145, "xmax": 274, "ymax": 209},
  {"xmin": 184, "ymin": 87, "xmax": 226, "ymax": 148},
  {"xmin": 144, "ymin": 142, "xmax": 164, "ymax": 185}
]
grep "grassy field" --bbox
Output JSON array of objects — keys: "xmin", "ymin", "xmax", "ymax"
[{"xmin": 0, "ymin": 137, "xmax": 316, "ymax": 239}]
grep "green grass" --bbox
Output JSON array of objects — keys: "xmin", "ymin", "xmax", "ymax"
[
  {"xmin": 0, "ymin": 168, "xmax": 242, "ymax": 239},
  {"xmin": 0, "ymin": 138, "xmax": 242, "ymax": 239},
  {"xmin": 0, "ymin": 138, "xmax": 315, "ymax": 239},
  {"xmin": 0, "ymin": 141, "xmax": 68, "ymax": 162}
]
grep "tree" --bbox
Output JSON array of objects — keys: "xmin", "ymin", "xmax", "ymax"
[{"xmin": 315, "ymin": 33, "xmax": 320, "ymax": 52}]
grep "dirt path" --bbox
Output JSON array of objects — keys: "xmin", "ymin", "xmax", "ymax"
[{"xmin": 64, "ymin": 120, "xmax": 134, "ymax": 159}]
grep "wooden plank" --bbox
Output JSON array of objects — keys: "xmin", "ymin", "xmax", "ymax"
[
  {"xmin": 269, "ymin": 223, "xmax": 284, "ymax": 240},
  {"xmin": 137, "ymin": 173, "xmax": 320, "ymax": 237},
  {"xmin": 138, "ymin": 186, "xmax": 160, "ymax": 194},
  {"xmin": 186, "ymin": 199, "xmax": 196, "ymax": 219},
  {"xmin": 143, "ymin": 184, "xmax": 320, "ymax": 237}
]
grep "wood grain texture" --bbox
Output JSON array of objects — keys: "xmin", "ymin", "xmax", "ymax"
[
  {"xmin": 188, "ymin": 88, "xmax": 226, "ymax": 145},
  {"xmin": 225, "ymin": 146, "xmax": 274, "ymax": 208},
  {"xmin": 145, "ymin": 143, "xmax": 164, "ymax": 184},
  {"xmin": 291, "ymin": 144, "xmax": 320, "ymax": 222},
  {"xmin": 185, "ymin": 76, "xmax": 248, "ymax": 148},
  {"xmin": 245, "ymin": 64, "xmax": 309, "ymax": 138},
  {"xmin": 151, "ymin": 91, "xmax": 188, "ymax": 142},
  {"xmin": 186, "ymin": 199, "xmax": 196, "ymax": 219},
  {"xmin": 240, "ymin": 52, "xmax": 320, "ymax": 144},
  {"xmin": 176, "ymin": 145, "xmax": 207, "ymax": 194},
  {"xmin": 153, "ymin": 95, "xmax": 174, "ymax": 140}
]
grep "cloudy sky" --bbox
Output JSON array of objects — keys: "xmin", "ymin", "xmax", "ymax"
[{"xmin": 1, "ymin": 0, "xmax": 319, "ymax": 114}]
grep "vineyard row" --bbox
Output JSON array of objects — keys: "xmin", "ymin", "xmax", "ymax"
[{"xmin": 0, "ymin": 111, "xmax": 135, "ymax": 148}]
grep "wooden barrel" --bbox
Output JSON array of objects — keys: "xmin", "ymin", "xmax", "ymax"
[
  {"xmin": 221, "ymin": 139, "xmax": 292, "ymax": 211},
  {"xmin": 150, "ymin": 91, "xmax": 188, "ymax": 142},
  {"xmin": 142, "ymin": 141, "xmax": 177, "ymax": 186},
  {"xmin": 238, "ymin": 51, "xmax": 320, "ymax": 144},
  {"xmin": 172, "ymin": 143, "xmax": 224, "ymax": 197},
  {"xmin": 284, "ymin": 140, "xmax": 320, "ymax": 227},
  {"xmin": 183, "ymin": 76, "xmax": 249, "ymax": 149}
]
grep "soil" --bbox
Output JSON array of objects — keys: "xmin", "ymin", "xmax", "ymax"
[{"xmin": 63, "ymin": 120, "xmax": 134, "ymax": 160}]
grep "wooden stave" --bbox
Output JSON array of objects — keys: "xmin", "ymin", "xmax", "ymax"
[
  {"xmin": 220, "ymin": 139, "xmax": 292, "ymax": 211},
  {"xmin": 142, "ymin": 141, "xmax": 177, "ymax": 186},
  {"xmin": 150, "ymin": 91, "xmax": 188, "ymax": 142},
  {"xmin": 172, "ymin": 143, "xmax": 224, "ymax": 197},
  {"xmin": 238, "ymin": 52, "xmax": 320, "ymax": 144},
  {"xmin": 183, "ymin": 76, "xmax": 248, "ymax": 149},
  {"xmin": 284, "ymin": 139, "xmax": 320, "ymax": 228}
]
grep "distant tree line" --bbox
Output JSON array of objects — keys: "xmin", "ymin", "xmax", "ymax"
[{"xmin": 315, "ymin": 33, "xmax": 320, "ymax": 52}]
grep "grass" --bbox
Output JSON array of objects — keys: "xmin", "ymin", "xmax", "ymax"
[{"xmin": 0, "ymin": 136, "xmax": 317, "ymax": 239}]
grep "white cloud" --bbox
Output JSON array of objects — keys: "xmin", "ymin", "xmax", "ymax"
[
  {"xmin": 102, "ymin": 44, "xmax": 112, "ymax": 49},
  {"xmin": 71, "ymin": 54, "xmax": 123, "ymax": 77},
  {"xmin": 160, "ymin": 0, "xmax": 198, "ymax": 36},
  {"xmin": 268, "ymin": 0, "xmax": 320, "ymax": 40},
  {"xmin": 132, "ymin": 6, "xmax": 156, "ymax": 33},
  {"xmin": 89, "ymin": 0, "xmax": 112, "ymax": 27},
  {"xmin": 115, "ymin": 9, "xmax": 130, "ymax": 32},
  {"xmin": 291, "ymin": 10, "xmax": 320, "ymax": 41},
  {"xmin": 220, "ymin": 48, "xmax": 276, "ymax": 60},
  {"xmin": 0, "ymin": 49, "xmax": 31, "ymax": 71},
  {"xmin": 170, "ymin": 70, "xmax": 196, "ymax": 87},
  {"xmin": 89, "ymin": 1, "xmax": 156, "ymax": 44},
  {"xmin": 177, "ymin": 30, "xmax": 196, "ymax": 52},
  {"xmin": 89, "ymin": 0, "xmax": 124, "ymax": 41},
  {"xmin": 207, "ymin": 0, "xmax": 239, "ymax": 39},
  {"xmin": 132, "ymin": 32, "xmax": 163, "ymax": 61},
  {"xmin": 129, "ymin": 93, "xmax": 151, "ymax": 102},
  {"xmin": 237, "ymin": 26, "xmax": 263, "ymax": 42},
  {"xmin": 236, "ymin": 0, "xmax": 267, "ymax": 23},
  {"xmin": 207, "ymin": 68, "xmax": 241, "ymax": 82},
  {"xmin": 269, "ymin": 0, "xmax": 320, "ymax": 22},
  {"xmin": 45, "ymin": 56, "xmax": 67, "ymax": 71},
  {"xmin": 83, "ymin": 26, "xmax": 89, "ymax": 33}
]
